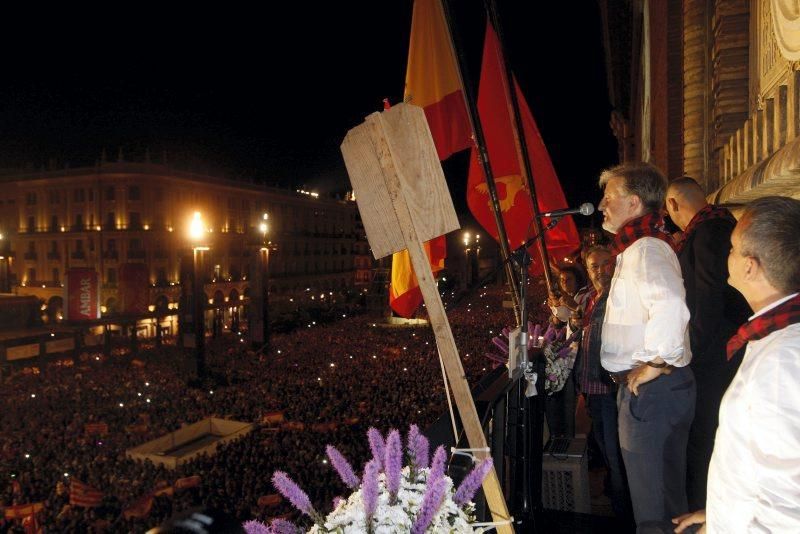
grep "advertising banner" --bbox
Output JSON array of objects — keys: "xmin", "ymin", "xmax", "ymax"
[{"xmin": 66, "ymin": 269, "xmax": 99, "ymax": 321}]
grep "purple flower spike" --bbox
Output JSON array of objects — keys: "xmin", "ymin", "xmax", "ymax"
[
  {"xmin": 544, "ymin": 323, "xmax": 556, "ymax": 342},
  {"xmin": 243, "ymin": 520, "xmax": 271, "ymax": 534},
  {"xmin": 501, "ymin": 326, "xmax": 511, "ymax": 338},
  {"xmin": 272, "ymin": 471, "xmax": 316, "ymax": 519},
  {"xmin": 492, "ymin": 336, "xmax": 509, "ymax": 354},
  {"xmin": 411, "ymin": 476, "xmax": 449, "ymax": 534},
  {"xmin": 270, "ymin": 518, "xmax": 299, "ymax": 534},
  {"xmin": 485, "ymin": 352, "xmax": 508, "ymax": 364},
  {"xmin": 362, "ymin": 459, "xmax": 380, "ymax": 522},
  {"xmin": 332, "ymin": 496, "xmax": 345, "ymax": 509},
  {"xmin": 326, "ymin": 445, "xmax": 360, "ymax": 489},
  {"xmin": 407, "ymin": 425, "xmax": 420, "ymax": 459},
  {"xmin": 428, "ymin": 445, "xmax": 447, "ymax": 484},
  {"xmin": 384, "ymin": 429, "xmax": 403, "ymax": 500},
  {"xmin": 453, "ymin": 458, "xmax": 494, "ymax": 506},
  {"xmin": 367, "ymin": 427, "xmax": 385, "ymax": 469},
  {"xmin": 413, "ymin": 433, "xmax": 430, "ymax": 470}
]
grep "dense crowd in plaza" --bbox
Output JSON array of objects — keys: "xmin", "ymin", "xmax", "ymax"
[{"xmin": 0, "ymin": 283, "xmax": 549, "ymax": 532}]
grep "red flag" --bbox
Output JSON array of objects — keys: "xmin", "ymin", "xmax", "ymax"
[
  {"xmin": 84, "ymin": 422, "xmax": 108, "ymax": 436},
  {"xmin": 467, "ymin": 23, "xmax": 580, "ymax": 273},
  {"xmin": 389, "ymin": 0, "xmax": 472, "ymax": 318},
  {"xmin": 122, "ymin": 494, "xmax": 153, "ymax": 519},
  {"xmin": 69, "ymin": 480, "xmax": 103, "ymax": 508},
  {"xmin": 174, "ymin": 475, "xmax": 202, "ymax": 490},
  {"xmin": 4, "ymin": 502, "xmax": 44, "ymax": 520}
]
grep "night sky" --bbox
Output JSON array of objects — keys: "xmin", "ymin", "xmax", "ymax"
[{"xmin": 0, "ymin": 1, "xmax": 616, "ymax": 220}]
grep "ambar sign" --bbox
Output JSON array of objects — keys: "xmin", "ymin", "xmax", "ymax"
[{"xmin": 66, "ymin": 269, "xmax": 99, "ymax": 320}]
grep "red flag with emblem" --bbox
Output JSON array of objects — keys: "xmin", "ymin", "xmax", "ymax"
[
  {"xmin": 467, "ymin": 23, "xmax": 579, "ymax": 272},
  {"xmin": 389, "ymin": 0, "xmax": 472, "ymax": 318}
]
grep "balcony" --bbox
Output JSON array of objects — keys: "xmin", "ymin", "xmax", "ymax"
[
  {"xmin": 46, "ymin": 252, "xmax": 61, "ymax": 261},
  {"xmin": 103, "ymin": 250, "xmax": 119, "ymax": 260},
  {"xmin": 71, "ymin": 250, "xmax": 86, "ymax": 260},
  {"xmin": 127, "ymin": 250, "xmax": 146, "ymax": 260},
  {"xmin": 23, "ymin": 252, "xmax": 37, "ymax": 261}
]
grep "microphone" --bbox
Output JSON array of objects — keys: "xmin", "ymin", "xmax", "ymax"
[{"xmin": 538, "ymin": 203, "xmax": 595, "ymax": 218}]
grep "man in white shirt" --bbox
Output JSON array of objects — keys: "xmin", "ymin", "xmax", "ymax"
[
  {"xmin": 674, "ymin": 196, "xmax": 800, "ymax": 533},
  {"xmin": 597, "ymin": 162, "xmax": 695, "ymax": 530}
]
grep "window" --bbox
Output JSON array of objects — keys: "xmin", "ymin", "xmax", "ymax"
[
  {"xmin": 28, "ymin": 241, "xmax": 35, "ymax": 253},
  {"xmin": 128, "ymin": 185, "xmax": 141, "ymax": 201},
  {"xmin": 50, "ymin": 216, "xmax": 58, "ymax": 231},
  {"xmin": 27, "ymin": 216, "xmax": 35, "ymax": 232},
  {"xmin": 49, "ymin": 191, "xmax": 60, "ymax": 204},
  {"xmin": 129, "ymin": 212, "xmax": 141, "ymax": 229},
  {"xmin": 106, "ymin": 212, "xmax": 115, "ymax": 228},
  {"xmin": 52, "ymin": 268, "xmax": 60, "ymax": 284},
  {"xmin": 107, "ymin": 239, "xmax": 116, "ymax": 251},
  {"xmin": 51, "ymin": 241, "xmax": 58, "ymax": 253},
  {"xmin": 105, "ymin": 187, "xmax": 115, "ymax": 201},
  {"xmin": 129, "ymin": 238, "xmax": 141, "ymax": 250},
  {"xmin": 74, "ymin": 189, "xmax": 85, "ymax": 203},
  {"xmin": 27, "ymin": 268, "xmax": 36, "ymax": 283},
  {"xmin": 75, "ymin": 239, "xmax": 84, "ymax": 252},
  {"xmin": 26, "ymin": 192, "xmax": 36, "ymax": 205},
  {"xmin": 107, "ymin": 268, "xmax": 117, "ymax": 285},
  {"xmin": 74, "ymin": 214, "xmax": 83, "ymax": 229}
]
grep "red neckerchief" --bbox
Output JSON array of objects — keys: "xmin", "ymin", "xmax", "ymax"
[
  {"xmin": 583, "ymin": 287, "xmax": 600, "ymax": 318},
  {"xmin": 674, "ymin": 205, "xmax": 737, "ymax": 253},
  {"xmin": 727, "ymin": 293, "xmax": 800, "ymax": 360},
  {"xmin": 610, "ymin": 212, "xmax": 674, "ymax": 258}
]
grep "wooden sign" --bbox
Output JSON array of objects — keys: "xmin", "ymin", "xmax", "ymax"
[{"xmin": 341, "ymin": 103, "xmax": 513, "ymax": 532}]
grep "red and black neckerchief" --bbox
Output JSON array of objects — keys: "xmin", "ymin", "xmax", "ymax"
[
  {"xmin": 610, "ymin": 212, "xmax": 674, "ymax": 258},
  {"xmin": 674, "ymin": 205, "xmax": 737, "ymax": 253},
  {"xmin": 726, "ymin": 293, "xmax": 800, "ymax": 360}
]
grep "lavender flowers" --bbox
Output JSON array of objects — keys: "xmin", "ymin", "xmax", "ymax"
[
  {"xmin": 362, "ymin": 458, "xmax": 380, "ymax": 527},
  {"xmin": 367, "ymin": 427, "xmax": 385, "ymax": 469},
  {"xmin": 271, "ymin": 471, "xmax": 321, "ymax": 523},
  {"xmin": 410, "ymin": 476, "xmax": 449, "ymax": 534},
  {"xmin": 428, "ymin": 445, "xmax": 447, "ymax": 485},
  {"xmin": 384, "ymin": 429, "xmax": 403, "ymax": 502},
  {"xmin": 325, "ymin": 445, "xmax": 360, "ymax": 489},
  {"xmin": 453, "ymin": 458, "xmax": 494, "ymax": 506}
]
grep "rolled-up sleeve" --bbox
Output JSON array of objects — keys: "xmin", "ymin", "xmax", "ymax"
[{"xmin": 632, "ymin": 240, "xmax": 691, "ymax": 365}]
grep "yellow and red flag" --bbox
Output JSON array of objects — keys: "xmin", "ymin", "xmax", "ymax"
[
  {"xmin": 390, "ymin": 0, "xmax": 472, "ymax": 318},
  {"xmin": 467, "ymin": 23, "xmax": 579, "ymax": 273}
]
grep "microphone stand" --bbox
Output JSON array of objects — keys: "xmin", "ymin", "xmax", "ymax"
[{"xmin": 445, "ymin": 216, "xmax": 564, "ymax": 532}]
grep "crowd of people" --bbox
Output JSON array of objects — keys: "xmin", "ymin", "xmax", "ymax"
[{"xmin": 0, "ymin": 284, "xmax": 543, "ymax": 532}]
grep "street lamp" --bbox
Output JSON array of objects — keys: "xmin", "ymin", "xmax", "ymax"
[
  {"xmin": 252, "ymin": 213, "xmax": 271, "ymax": 350},
  {"xmin": 188, "ymin": 211, "xmax": 209, "ymax": 380},
  {"xmin": 462, "ymin": 231, "xmax": 472, "ymax": 287}
]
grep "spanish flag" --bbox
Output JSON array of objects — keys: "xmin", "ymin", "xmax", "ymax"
[
  {"xmin": 390, "ymin": 0, "xmax": 472, "ymax": 318},
  {"xmin": 466, "ymin": 23, "xmax": 579, "ymax": 273}
]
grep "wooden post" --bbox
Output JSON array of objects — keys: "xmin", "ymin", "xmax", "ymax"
[{"xmin": 341, "ymin": 103, "xmax": 513, "ymax": 533}]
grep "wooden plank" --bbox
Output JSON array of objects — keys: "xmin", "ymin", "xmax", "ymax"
[{"xmin": 341, "ymin": 103, "xmax": 513, "ymax": 532}]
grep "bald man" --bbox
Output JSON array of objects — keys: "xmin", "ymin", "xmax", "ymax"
[{"xmin": 665, "ymin": 177, "xmax": 751, "ymax": 510}]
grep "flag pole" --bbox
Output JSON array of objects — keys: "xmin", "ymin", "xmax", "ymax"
[
  {"xmin": 440, "ymin": 0, "xmax": 521, "ymax": 325},
  {"xmin": 485, "ymin": 0, "xmax": 558, "ymax": 296}
]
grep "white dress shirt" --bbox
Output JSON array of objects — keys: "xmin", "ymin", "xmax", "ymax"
[
  {"xmin": 706, "ymin": 294, "xmax": 800, "ymax": 533},
  {"xmin": 600, "ymin": 237, "xmax": 692, "ymax": 372}
]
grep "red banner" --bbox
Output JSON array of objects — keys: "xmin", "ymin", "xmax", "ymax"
[
  {"xmin": 3, "ymin": 502, "xmax": 43, "ymax": 520},
  {"xmin": 84, "ymin": 422, "xmax": 108, "ymax": 436},
  {"xmin": 119, "ymin": 263, "xmax": 149, "ymax": 314},
  {"xmin": 69, "ymin": 480, "xmax": 103, "ymax": 508},
  {"xmin": 66, "ymin": 269, "xmax": 99, "ymax": 321},
  {"xmin": 174, "ymin": 475, "xmax": 202, "ymax": 490}
]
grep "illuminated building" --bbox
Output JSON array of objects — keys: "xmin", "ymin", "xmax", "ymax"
[{"xmin": 0, "ymin": 161, "xmax": 368, "ymax": 321}]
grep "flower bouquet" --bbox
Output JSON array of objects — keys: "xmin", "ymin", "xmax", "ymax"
[
  {"xmin": 485, "ymin": 322, "xmax": 579, "ymax": 395},
  {"xmin": 244, "ymin": 425, "xmax": 493, "ymax": 533}
]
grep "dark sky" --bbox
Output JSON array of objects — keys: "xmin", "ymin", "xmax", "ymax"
[{"xmin": 0, "ymin": 1, "xmax": 616, "ymax": 216}]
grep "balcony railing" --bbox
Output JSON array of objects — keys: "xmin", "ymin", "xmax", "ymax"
[
  {"xmin": 46, "ymin": 252, "xmax": 60, "ymax": 260},
  {"xmin": 23, "ymin": 252, "xmax": 37, "ymax": 260},
  {"xmin": 127, "ymin": 250, "xmax": 146, "ymax": 260},
  {"xmin": 71, "ymin": 251, "xmax": 86, "ymax": 260}
]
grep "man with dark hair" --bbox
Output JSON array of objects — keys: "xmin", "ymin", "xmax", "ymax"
[
  {"xmin": 674, "ymin": 196, "xmax": 800, "ymax": 533},
  {"xmin": 597, "ymin": 162, "xmax": 695, "ymax": 530},
  {"xmin": 665, "ymin": 177, "xmax": 751, "ymax": 510}
]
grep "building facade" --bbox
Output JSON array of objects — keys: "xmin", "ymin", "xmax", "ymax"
[
  {"xmin": 599, "ymin": 0, "xmax": 800, "ymax": 203},
  {"xmin": 0, "ymin": 161, "xmax": 368, "ymax": 323}
]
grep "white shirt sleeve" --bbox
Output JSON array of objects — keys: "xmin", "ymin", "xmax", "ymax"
[
  {"xmin": 631, "ymin": 240, "xmax": 690, "ymax": 365},
  {"xmin": 748, "ymin": 339, "xmax": 800, "ymax": 531}
]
